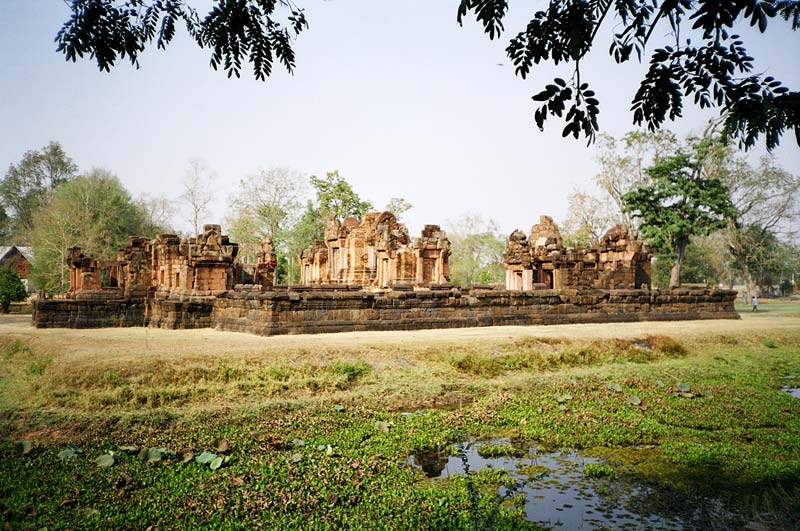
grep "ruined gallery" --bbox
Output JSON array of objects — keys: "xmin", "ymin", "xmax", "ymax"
[{"xmin": 32, "ymin": 213, "xmax": 738, "ymax": 335}]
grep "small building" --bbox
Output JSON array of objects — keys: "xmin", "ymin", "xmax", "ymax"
[{"xmin": 0, "ymin": 246, "xmax": 34, "ymax": 292}]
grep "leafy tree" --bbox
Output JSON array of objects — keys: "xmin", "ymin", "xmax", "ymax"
[
  {"xmin": 0, "ymin": 141, "xmax": 79, "ymax": 243},
  {"xmin": 447, "ymin": 215, "xmax": 505, "ymax": 287},
  {"xmin": 226, "ymin": 167, "xmax": 306, "ymax": 283},
  {"xmin": 623, "ymin": 150, "xmax": 735, "ymax": 288},
  {"xmin": 310, "ymin": 171, "xmax": 373, "ymax": 221},
  {"xmin": 0, "ymin": 269, "xmax": 28, "ymax": 313},
  {"xmin": 384, "ymin": 197, "xmax": 413, "ymax": 221},
  {"xmin": 57, "ymin": 1, "xmax": 800, "ymax": 149},
  {"xmin": 56, "ymin": 0, "xmax": 307, "ymax": 81},
  {"xmin": 30, "ymin": 169, "xmax": 156, "ymax": 293}
]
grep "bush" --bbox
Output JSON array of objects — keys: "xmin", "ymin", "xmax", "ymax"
[{"xmin": 0, "ymin": 268, "xmax": 27, "ymax": 313}]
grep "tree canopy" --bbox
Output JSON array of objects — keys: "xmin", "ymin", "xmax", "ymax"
[
  {"xmin": 622, "ymin": 149, "xmax": 735, "ymax": 287},
  {"xmin": 56, "ymin": 1, "xmax": 799, "ymax": 150},
  {"xmin": 0, "ymin": 269, "xmax": 28, "ymax": 312},
  {"xmin": 0, "ymin": 141, "xmax": 79, "ymax": 243},
  {"xmin": 30, "ymin": 169, "xmax": 161, "ymax": 293}
]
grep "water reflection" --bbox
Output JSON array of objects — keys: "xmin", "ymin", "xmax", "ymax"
[{"xmin": 409, "ymin": 439, "xmax": 755, "ymax": 530}]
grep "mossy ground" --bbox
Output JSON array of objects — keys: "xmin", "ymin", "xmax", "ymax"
[{"xmin": 1, "ymin": 302, "xmax": 799, "ymax": 529}]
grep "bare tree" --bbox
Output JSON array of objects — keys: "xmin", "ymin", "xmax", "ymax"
[
  {"xmin": 181, "ymin": 159, "xmax": 215, "ymax": 237},
  {"xmin": 594, "ymin": 131, "xmax": 677, "ymax": 236},
  {"xmin": 226, "ymin": 167, "xmax": 306, "ymax": 283},
  {"xmin": 384, "ymin": 197, "xmax": 413, "ymax": 221},
  {"xmin": 723, "ymin": 155, "xmax": 800, "ymax": 299},
  {"xmin": 560, "ymin": 190, "xmax": 616, "ymax": 248}
]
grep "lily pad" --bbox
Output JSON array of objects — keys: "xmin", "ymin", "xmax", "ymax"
[
  {"xmin": 95, "ymin": 453, "xmax": 115, "ymax": 468},
  {"xmin": 195, "ymin": 451, "xmax": 217, "ymax": 464},
  {"xmin": 209, "ymin": 456, "xmax": 224, "ymax": 470},
  {"xmin": 629, "ymin": 395, "xmax": 642, "ymax": 406},
  {"xmin": 15, "ymin": 440, "xmax": 33, "ymax": 455},
  {"xmin": 58, "ymin": 446, "xmax": 81, "ymax": 460}
]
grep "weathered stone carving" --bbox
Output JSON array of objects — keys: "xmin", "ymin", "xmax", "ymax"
[
  {"xmin": 66, "ymin": 225, "xmax": 242, "ymax": 297},
  {"xmin": 37, "ymin": 215, "xmax": 736, "ymax": 337},
  {"xmin": 299, "ymin": 212, "xmax": 450, "ymax": 288},
  {"xmin": 504, "ymin": 216, "xmax": 651, "ymax": 291}
]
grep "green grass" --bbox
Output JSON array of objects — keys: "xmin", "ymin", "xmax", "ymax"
[{"xmin": 1, "ymin": 317, "xmax": 800, "ymax": 529}]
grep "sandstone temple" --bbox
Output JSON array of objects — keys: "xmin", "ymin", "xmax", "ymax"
[{"xmin": 33, "ymin": 214, "xmax": 737, "ymax": 335}]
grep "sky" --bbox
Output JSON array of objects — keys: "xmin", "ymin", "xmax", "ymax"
[{"xmin": 1, "ymin": 1, "xmax": 798, "ymax": 238}]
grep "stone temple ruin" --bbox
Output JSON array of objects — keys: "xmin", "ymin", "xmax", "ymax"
[
  {"xmin": 503, "ymin": 216, "xmax": 651, "ymax": 292},
  {"xmin": 300, "ymin": 212, "xmax": 449, "ymax": 288},
  {"xmin": 33, "ymin": 214, "xmax": 737, "ymax": 335}
]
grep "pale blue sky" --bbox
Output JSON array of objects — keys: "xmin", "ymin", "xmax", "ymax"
[{"xmin": 1, "ymin": 1, "xmax": 798, "ymax": 236}]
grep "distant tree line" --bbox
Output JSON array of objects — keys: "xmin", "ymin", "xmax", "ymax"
[
  {"xmin": 561, "ymin": 127, "xmax": 800, "ymax": 296},
  {"xmin": 4, "ymin": 131, "xmax": 796, "ymax": 296}
]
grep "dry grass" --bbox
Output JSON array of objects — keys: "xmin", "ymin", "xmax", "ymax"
[{"xmin": 1, "ymin": 308, "xmax": 798, "ymax": 415}]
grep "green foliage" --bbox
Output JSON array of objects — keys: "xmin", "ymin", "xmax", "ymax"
[
  {"xmin": 623, "ymin": 150, "xmax": 735, "ymax": 287},
  {"xmin": 583, "ymin": 463, "xmax": 616, "ymax": 479},
  {"xmin": 448, "ymin": 215, "xmax": 505, "ymax": 287},
  {"xmin": 462, "ymin": 1, "xmax": 798, "ymax": 149},
  {"xmin": 57, "ymin": 3, "xmax": 797, "ymax": 150},
  {"xmin": 0, "ymin": 269, "xmax": 27, "ymax": 312},
  {"xmin": 29, "ymin": 170, "xmax": 157, "ymax": 293},
  {"xmin": 0, "ymin": 141, "xmax": 78, "ymax": 243},
  {"xmin": 56, "ymin": 1, "xmax": 308, "ymax": 80},
  {"xmin": 310, "ymin": 171, "xmax": 373, "ymax": 221}
]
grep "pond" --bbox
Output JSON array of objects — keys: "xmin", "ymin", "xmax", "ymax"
[{"xmin": 408, "ymin": 438, "xmax": 778, "ymax": 530}]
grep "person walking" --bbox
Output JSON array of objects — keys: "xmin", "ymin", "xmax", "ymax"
[{"xmin": 751, "ymin": 294, "xmax": 759, "ymax": 312}]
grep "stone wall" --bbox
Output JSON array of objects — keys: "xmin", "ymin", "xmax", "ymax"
[{"xmin": 32, "ymin": 286, "xmax": 738, "ymax": 335}]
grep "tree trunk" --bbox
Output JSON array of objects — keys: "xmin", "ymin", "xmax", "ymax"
[
  {"xmin": 1, "ymin": 300, "xmax": 10, "ymax": 314},
  {"xmin": 669, "ymin": 240, "xmax": 687, "ymax": 289}
]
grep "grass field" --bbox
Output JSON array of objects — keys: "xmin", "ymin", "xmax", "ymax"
[{"xmin": 1, "ymin": 300, "xmax": 799, "ymax": 529}]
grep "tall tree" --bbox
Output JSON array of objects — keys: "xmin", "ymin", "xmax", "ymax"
[
  {"xmin": 136, "ymin": 193, "xmax": 177, "ymax": 236},
  {"xmin": 29, "ymin": 169, "xmax": 155, "ymax": 293},
  {"xmin": 560, "ymin": 190, "xmax": 616, "ymax": 248},
  {"xmin": 0, "ymin": 141, "xmax": 79, "ymax": 243},
  {"xmin": 447, "ymin": 214, "xmax": 505, "ymax": 287},
  {"xmin": 594, "ymin": 131, "xmax": 678, "ymax": 235},
  {"xmin": 56, "ymin": 1, "xmax": 800, "ymax": 150},
  {"xmin": 722, "ymin": 154, "xmax": 800, "ymax": 298},
  {"xmin": 310, "ymin": 171, "xmax": 373, "ymax": 221},
  {"xmin": 181, "ymin": 159, "xmax": 215, "ymax": 237},
  {"xmin": 226, "ymin": 167, "xmax": 306, "ymax": 283},
  {"xmin": 623, "ymin": 150, "xmax": 735, "ymax": 288}
]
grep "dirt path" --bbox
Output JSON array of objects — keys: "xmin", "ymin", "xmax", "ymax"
[{"xmin": 1, "ymin": 310, "xmax": 796, "ymax": 359}]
